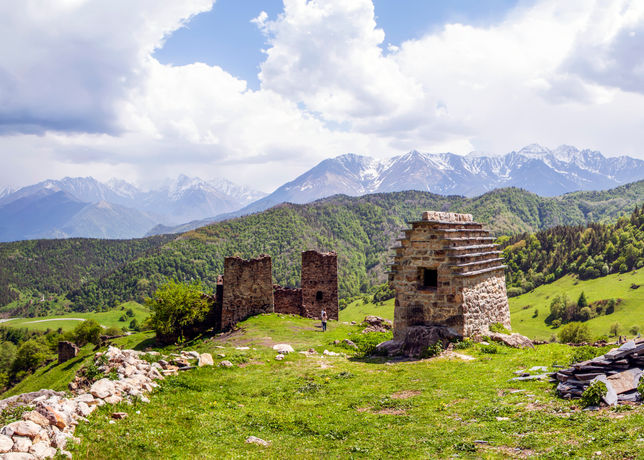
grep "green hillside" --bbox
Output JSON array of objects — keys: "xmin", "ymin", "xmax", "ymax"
[
  {"xmin": 67, "ymin": 183, "xmax": 644, "ymax": 310},
  {"xmin": 509, "ymin": 272, "xmax": 644, "ymax": 340}
]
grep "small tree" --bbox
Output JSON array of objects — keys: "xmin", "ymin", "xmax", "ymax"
[
  {"xmin": 146, "ymin": 280, "xmax": 210, "ymax": 344},
  {"xmin": 609, "ymin": 322, "xmax": 621, "ymax": 337},
  {"xmin": 558, "ymin": 322, "xmax": 591, "ymax": 343},
  {"xmin": 129, "ymin": 319, "xmax": 140, "ymax": 331},
  {"xmin": 630, "ymin": 325, "xmax": 640, "ymax": 336},
  {"xmin": 579, "ymin": 307, "xmax": 592, "ymax": 322},
  {"xmin": 577, "ymin": 292, "xmax": 588, "ymax": 309},
  {"xmin": 71, "ymin": 320, "xmax": 103, "ymax": 347}
]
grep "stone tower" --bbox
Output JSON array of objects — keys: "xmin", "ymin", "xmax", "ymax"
[
  {"xmin": 221, "ymin": 255, "xmax": 274, "ymax": 330},
  {"xmin": 388, "ymin": 211, "xmax": 510, "ymax": 339},
  {"xmin": 301, "ymin": 251, "xmax": 339, "ymax": 320}
]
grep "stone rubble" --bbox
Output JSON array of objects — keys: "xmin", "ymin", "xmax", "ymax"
[
  {"xmin": 361, "ymin": 316, "xmax": 392, "ymax": 334},
  {"xmin": 0, "ymin": 346, "xmax": 204, "ymax": 459},
  {"xmin": 555, "ymin": 339, "xmax": 644, "ymax": 405}
]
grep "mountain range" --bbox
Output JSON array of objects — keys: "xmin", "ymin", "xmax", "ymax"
[
  {"xmin": 0, "ymin": 176, "xmax": 265, "ymax": 242},
  {"xmin": 2, "ymin": 144, "xmax": 644, "ymax": 241},
  {"xmin": 149, "ymin": 144, "xmax": 644, "ymax": 235}
]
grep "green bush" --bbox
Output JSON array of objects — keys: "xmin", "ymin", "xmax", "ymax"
[
  {"xmin": 71, "ymin": 319, "xmax": 103, "ymax": 347},
  {"xmin": 344, "ymin": 331, "xmax": 393, "ymax": 355},
  {"xmin": 558, "ymin": 322, "xmax": 591, "ymax": 343},
  {"xmin": 638, "ymin": 378, "xmax": 644, "ymax": 400},
  {"xmin": 454, "ymin": 338, "xmax": 473, "ymax": 350},
  {"xmin": 581, "ymin": 380, "xmax": 607, "ymax": 407},
  {"xmin": 480, "ymin": 344, "xmax": 498, "ymax": 354},
  {"xmin": 146, "ymin": 280, "xmax": 211, "ymax": 344},
  {"xmin": 11, "ymin": 338, "xmax": 51, "ymax": 374},
  {"xmin": 421, "ymin": 342, "xmax": 443, "ymax": 359},
  {"xmin": 489, "ymin": 322, "xmax": 511, "ymax": 334},
  {"xmin": 630, "ymin": 325, "xmax": 641, "ymax": 336}
]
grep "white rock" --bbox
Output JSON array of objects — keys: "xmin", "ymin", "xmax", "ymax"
[
  {"xmin": 11, "ymin": 436, "xmax": 32, "ymax": 453},
  {"xmin": 235, "ymin": 347, "xmax": 250, "ymax": 350},
  {"xmin": 74, "ymin": 394, "xmax": 95, "ymax": 404},
  {"xmin": 76, "ymin": 402, "xmax": 93, "ymax": 417},
  {"xmin": 198, "ymin": 353, "xmax": 213, "ymax": 367},
  {"xmin": 2, "ymin": 422, "xmax": 40, "ymax": 439},
  {"xmin": 275, "ymin": 354, "xmax": 285, "ymax": 361},
  {"xmin": 2, "ymin": 453, "xmax": 36, "ymax": 459},
  {"xmin": 0, "ymin": 434, "xmax": 13, "ymax": 452},
  {"xmin": 323, "ymin": 350, "xmax": 341, "ymax": 357},
  {"xmin": 245, "ymin": 436, "xmax": 271, "ymax": 446},
  {"xmin": 182, "ymin": 351, "xmax": 200, "ymax": 360},
  {"xmin": 104, "ymin": 395, "xmax": 122, "ymax": 405},
  {"xmin": 272, "ymin": 344, "xmax": 294, "ymax": 354},
  {"xmin": 219, "ymin": 360, "xmax": 234, "ymax": 368},
  {"xmin": 28, "ymin": 441, "xmax": 56, "ymax": 459},
  {"xmin": 90, "ymin": 379, "xmax": 116, "ymax": 399}
]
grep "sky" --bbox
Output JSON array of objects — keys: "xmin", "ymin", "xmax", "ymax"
[{"xmin": 1, "ymin": 0, "xmax": 644, "ymax": 193}]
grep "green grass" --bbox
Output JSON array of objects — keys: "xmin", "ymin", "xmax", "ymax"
[
  {"xmin": 63, "ymin": 313, "xmax": 643, "ymax": 459},
  {"xmin": 340, "ymin": 298, "xmax": 394, "ymax": 323},
  {"xmin": 0, "ymin": 302, "xmax": 150, "ymax": 332},
  {"xmin": 510, "ymin": 272, "xmax": 644, "ymax": 340}
]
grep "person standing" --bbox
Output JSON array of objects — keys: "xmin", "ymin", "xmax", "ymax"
[{"xmin": 321, "ymin": 309, "xmax": 328, "ymax": 332}]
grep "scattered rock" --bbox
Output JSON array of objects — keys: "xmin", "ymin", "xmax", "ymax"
[
  {"xmin": 361, "ymin": 315, "xmax": 393, "ymax": 334},
  {"xmin": 0, "ymin": 434, "xmax": 13, "ymax": 452},
  {"xmin": 342, "ymin": 339, "xmax": 358, "ymax": 349},
  {"xmin": 219, "ymin": 360, "xmax": 234, "ymax": 368},
  {"xmin": 272, "ymin": 344, "xmax": 294, "ymax": 354},
  {"xmin": 182, "ymin": 351, "xmax": 200, "ymax": 360},
  {"xmin": 235, "ymin": 347, "xmax": 250, "ymax": 350},
  {"xmin": 21, "ymin": 412, "xmax": 49, "ymax": 429},
  {"xmin": 245, "ymin": 436, "xmax": 271, "ymax": 447},
  {"xmin": 2, "ymin": 422, "xmax": 41, "ymax": 439},
  {"xmin": 274, "ymin": 354, "xmax": 285, "ymax": 361},
  {"xmin": 198, "ymin": 353, "xmax": 214, "ymax": 367},
  {"xmin": 111, "ymin": 412, "xmax": 128, "ymax": 420},
  {"xmin": 90, "ymin": 379, "xmax": 116, "ymax": 399},
  {"xmin": 488, "ymin": 332, "xmax": 534, "ymax": 349},
  {"xmin": 323, "ymin": 350, "xmax": 342, "ymax": 356}
]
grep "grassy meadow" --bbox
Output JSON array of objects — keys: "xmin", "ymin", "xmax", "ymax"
[
  {"xmin": 54, "ymin": 314, "xmax": 644, "ymax": 459},
  {"xmin": 509, "ymin": 271, "xmax": 644, "ymax": 340},
  {"xmin": 0, "ymin": 301, "xmax": 149, "ymax": 332}
]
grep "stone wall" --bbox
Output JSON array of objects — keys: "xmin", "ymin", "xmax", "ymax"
[
  {"xmin": 389, "ymin": 211, "xmax": 510, "ymax": 340},
  {"xmin": 301, "ymin": 251, "xmax": 338, "ymax": 320},
  {"xmin": 221, "ymin": 255, "xmax": 274, "ymax": 330},
  {"xmin": 57, "ymin": 341, "xmax": 78, "ymax": 364},
  {"xmin": 273, "ymin": 286, "xmax": 303, "ymax": 316}
]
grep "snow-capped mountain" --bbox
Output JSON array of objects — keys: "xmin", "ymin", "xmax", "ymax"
[
  {"xmin": 232, "ymin": 144, "xmax": 644, "ymax": 217},
  {"xmin": 0, "ymin": 175, "xmax": 266, "ymax": 241}
]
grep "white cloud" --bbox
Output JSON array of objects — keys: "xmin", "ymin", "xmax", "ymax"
[{"xmin": 1, "ymin": 0, "xmax": 644, "ymax": 193}]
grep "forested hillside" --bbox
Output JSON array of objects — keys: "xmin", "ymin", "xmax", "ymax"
[
  {"xmin": 0, "ymin": 236, "xmax": 172, "ymax": 314},
  {"xmin": 502, "ymin": 204, "xmax": 644, "ymax": 296},
  {"xmin": 67, "ymin": 183, "xmax": 644, "ymax": 311},
  {"xmin": 0, "ymin": 182, "xmax": 642, "ymax": 314}
]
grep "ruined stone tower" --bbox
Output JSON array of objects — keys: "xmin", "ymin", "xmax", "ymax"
[
  {"xmin": 221, "ymin": 255, "xmax": 274, "ymax": 330},
  {"xmin": 388, "ymin": 211, "xmax": 510, "ymax": 339},
  {"xmin": 301, "ymin": 251, "xmax": 339, "ymax": 320}
]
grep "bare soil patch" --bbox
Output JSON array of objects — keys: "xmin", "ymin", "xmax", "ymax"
[{"xmin": 391, "ymin": 390, "xmax": 421, "ymax": 399}]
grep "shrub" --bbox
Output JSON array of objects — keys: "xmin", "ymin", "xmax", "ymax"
[
  {"xmin": 126, "ymin": 308, "xmax": 134, "ymax": 318},
  {"xmin": 118, "ymin": 315, "xmax": 126, "ymax": 322},
  {"xmin": 345, "ymin": 331, "xmax": 392, "ymax": 355},
  {"xmin": 569, "ymin": 345, "xmax": 605, "ymax": 365},
  {"xmin": 630, "ymin": 325, "xmax": 641, "ymax": 336},
  {"xmin": 489, "ymin": 322, "xmax": 511, "ymax": 334},
  {"xmin": 581, "ymin": 380, "xmax": 607, "ymax": 407},
  {"xmin": 606, "ymin": 299, "xmax": 616, "ymax": 314},
  {"xmin": 551, "ymin": 319, "xmax": 562, "ymax": 328},
  {"xmin": 371, "ymin": 283, "xmax": 394, "ymax": 303},
  {"xmin": 532, "ymin": 308, "xmax": 539, "ymax": 318},
  {"xmin": 71, "ymin": 320, "xmax": 103, "ymax": 347},
  {"xmin": 579, "ymin": 307, "xmax": 592, "ymax": 321},
  {"xmin": 638, "ymin": 378, "xmax": 644, "ymax": 400},
  {"xmin": 103, "ymin": 326, "xmax": 122, "ymax": 336},
  {"xmin": 11, "ymin": 338, "xmax": 50, "ymax": 374},
  {"xmin": 129, "ymin": 319, "xmax": 140, "ymax": 331},
  {"xmin": 146, "ymin": 280, "xmax": 211, "ymax": 344},
  {"xmin": 558, "ymin": 322, "xmax": 591, "ymax": 343},
  {"xmin": 454, "ymin": 338, "xmax": 473, "ymax": 350},
  {"xmin": 480, "ymin": 344, "xmax": 498, "ymax": 354},
  {"xmin": 421, "ymin": 342, "xmax": 443, "ymax": 358}
]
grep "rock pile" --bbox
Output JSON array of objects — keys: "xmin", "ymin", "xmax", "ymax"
[
  {"xmin": 555, "ymin": 339, "xmax": 644, "ymax": 405},
  {"xmin": 361, "ymin": 316, "xmax": 392, "ymax": 334},
  {"xmin": 0, "ymin": 346, "xmax": 213, "ymax": 459}
]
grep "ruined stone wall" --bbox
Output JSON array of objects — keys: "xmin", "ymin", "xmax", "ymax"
[
  {"xmin": 273, "ymin": 285, "xmax": 303, "ymax": 316},
  {"xmin": 301, "ymin": 251, "xmax": 338, "ymax": 320},
  {"xmin": 221, "ymin": 255, "xmax": 274, "ymax": 330},
  {"xmin": 58, "ymin": 341, "xmax": 78, "ymax": 364},
  {"xmin": 389, "ymin": 211, "xmax": 510, "ymax": 340}
]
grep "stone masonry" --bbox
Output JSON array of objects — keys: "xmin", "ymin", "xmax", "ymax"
[
  {"xmin": 388, "ymin": 211, "xmax": 510, "ymax": 339},
  {"xmin": 221, "ymin": 255, "xmax": 274, "ymax": 330},
  {"xmin": 57, "ymin": 341, "xmax": 79, "ymax": 364},
  {"xmin": 301, "ymin": 251, "xmax": 339, "ymax": 320},
  {"xmin": 273, "ymin": 285, "xmax": 303, "ymax": 316}
]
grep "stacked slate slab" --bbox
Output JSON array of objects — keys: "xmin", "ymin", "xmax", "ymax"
[{"xmin": 555, "ymin": 339, "xmax": 644, "ymax": 405}]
